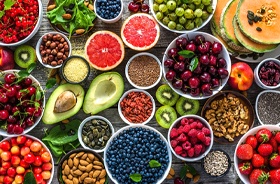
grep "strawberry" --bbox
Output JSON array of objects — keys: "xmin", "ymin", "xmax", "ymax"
[
  {"xmin": 258, "ymin": 143, "xmax": 273, "ymax": 157},
  {"xmin": 245, "ymin": 135, "xmax": 258, "ymax": 149},
  {"xmin": 269, "ymin": 137, "xmax": 278, "ymax": 152},
  {"xmin": 236, "ymin": 143, "xmax": 254, "ymax": 160},
  {"xmin": 256, "ymin": 128, "xmax": 273, "ymax": 143},
  {"xmin": 252, "ymin": 153, "xmax": 265, "ymax": 168},
  {"xmin": 275, "ymin": 132, "xmax": 280, "ymax": 144},
  {"xmin": 238, "ymin": 161, "xmax": 253, "ymax": 175},
  {"xmin": 270, "ymin": 153, "xmax": 280, "ymax": 168},
  {"xmin": 249, "ymin": 169, "xmax": 269, "ymax": 184},
  {"xmin": 269, "ymin": 169, "xmax": 280, "ymax": 184}
]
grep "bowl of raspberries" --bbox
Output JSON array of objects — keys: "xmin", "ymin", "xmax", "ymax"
[
  {"xmin": 167, "ymin": 115, "xmax": 213, "ymax": 162},
  {"xmin": 234, "ymin": 125, "xmax": 280, "ymax": 184}
]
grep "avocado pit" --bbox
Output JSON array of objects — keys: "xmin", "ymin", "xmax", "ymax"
[{"xmin": 54, "ymin": 90, "xmax": 77, "ymax": 113}]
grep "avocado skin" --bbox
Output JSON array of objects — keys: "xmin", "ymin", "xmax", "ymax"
[
  {"xmin": 83, "ymin": 72, "xmax": 124, "ymax": 115},
  {"xmin": 42, "ymin": 83, "xmax": 85, "ymax": 124}
]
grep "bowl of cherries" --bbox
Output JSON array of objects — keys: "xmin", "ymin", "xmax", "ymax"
[
  {"xmin": 0, "ymin": 70, "xmax": 45, "ymax": 137},
  {"xmin": 162, "ymin": 32, "xmax": 231, "ymax": 100}
]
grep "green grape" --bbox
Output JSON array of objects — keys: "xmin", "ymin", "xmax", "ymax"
[
  {"xmin": 168, "ymin": 21, "xmax": 177, "ymax": 29},
  {"xmin": 195, "ymin": 3, "xmax": 204, "ymax": 10},
  {"xmin": 177, "ymin": 0, "xmax": 182, "ymax": 6},
  {"xmin": 156, "ymin": 12, "xmax": 164, "ymax": 20},
  {"xmin": 175, "ymin": 7, "xmax": 184, "ymax": 17},
  {"xmin": 202, "ymin": 0, "xmax": 211, "ymax": 5},
  {"xmin": 194, "ymin": 8, "xmax": 203, "ymax": 17},
  {"xmin": 162, "ymin": 16, "xmax": 170, "ymax": 25},
  {"xmin": 180, "ymin": 4, "xmax": 187, "ymax": 9},
  {"xmin": 206, "ymin": 5, "xmax": 213, "ymax": 13},
  {"xmin": 184, "ymin": 9, "xmax": 194, "ymax": 19},
  {"xmin": 185, "ymin": 20, "xmax": 195, "ymax": 30},
  {"xmin": 188, "ymin": 3, "xmax": 196, "ymax": 10},
  {"xmin": 192, "ymin": 0, "xmax": 201, "ymax": 5},
  {"xmin": 194, "ymin": 17, "xmax": 203, "ymax": 27},
  {"xmin": 201, "ymin": 10, "xmax": 210, "ymax": 20},
  {"xmin": 159, "ymin": 4, "xmax": 168, "ymax": 13},
  {"xmin": 176, "ymin": 23, "xmax": 184, "ymax": 30},
  {"xmin": 168, "ymin": 12, "xmax": 177, "ymax": 21},
  {"xmin": 155, "ymin": 0, "xmax": 164, "ymax": 3},
  {"xmin": 179, "ymin": 16, "xmax": 186, "ymax": 24},
  {"xmin": 166, "ymin": 0, "xmax": 177, "ymax": 11},
  {"xmin": 163, "ymin": 9, "xmax": 170, "ymax": 15},
  {"xmin": 153, "ymin": 3, "xmax": 159, "ymax": 12}
]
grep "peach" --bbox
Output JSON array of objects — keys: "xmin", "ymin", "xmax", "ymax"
[{"xmin": 0, "ymin": 46, "xmax": 15, "ymax": 70}]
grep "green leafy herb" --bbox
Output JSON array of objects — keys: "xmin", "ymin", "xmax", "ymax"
[
  {"xmin": 46, "ymin": 78, "xmax": 57, "ymax": 89},
  {"xmin": 178, "ymin": 50, "xmax": 195, "ymax": 59},
  {"xmin": 27, "ymin": 63, "xmax": 36, "ymax": 74},
  {"xmin": 24, "ymin": 172, "xmax": 36, "ymax": 184},
  {"xmin": 185, "ymin": 164, "xmax": 197, "ymax": 175},
  {"xmin": 0, "ymin": 0, "xmax": 16, "ymax": 19},
  {"xmin": 179, "ymin": 164, "xmax": 188, "ymax": 180},
  {"xmin": 149, "ymin": 160, "xmax": 161, "ymax": 168},
  {"xmin": 189, "ymin": 57, "xmax": 198, "ymax": 71},
  {"xmin": 130, "ymin": 173, "xmax": 142, "ymax": 182}
]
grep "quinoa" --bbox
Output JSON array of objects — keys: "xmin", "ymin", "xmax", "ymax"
[{"xmin": 63, "ymin": 57, "xmax": 89, "ymax": 83}]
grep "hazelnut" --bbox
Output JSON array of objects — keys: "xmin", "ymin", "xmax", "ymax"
[
  {"xmin": 56, "ymin": 34, "xmax": 62, "ymax": 40},
  {"xmin": 47, "ymin": 33, "xmax": 52, "ymax": 40},
  {"xmin": 58, "ymin": 43, "xmax": 64, "ymax": 49},
  {"xmin": 40, "ymin": 50, "xmax": 46, "ymax": 56},
  {"xmin": 46, "ymin": 49, "xmax": 51, "ymax": 54},
  {"xmin": 60, "ymin": 38, "xmax": 65, "ymax": 43},
  {"xmin": 45, "ymin": 40, "xmax": 51, "ymax": 47},
  {"xmin": 57, "ymin": 59, "xmax": 63, "ymax": 65},
  {"xmin": 51, "ymin": 61, "xmax": 57, "ymax": 66},
  {"xmin": 50, "ymin": 42, "xmax": 56, "ymax": 49},
  {"xmin": 48, "ymin": 55, "xmax": 54, "ymax": 62},
  {"xmin": 42, "ymin": 35, "xmax": 48, "ymax": 42},
  {"xmin": 42, "ymin": 57, "xmax": 48, "ymax": 63},
  {"xmin": 64, "ymin": 45, "xmax": 69, "ymax": 51},
  {"xmin": 51, "ymin": 49, "xmax": 57, "ymax": 55},
  {"xmin": 57, "ymin": 52, "xmax": 63, "ymax": 59},
  {"xmin": 62, "ymin": 55, "xmax": 67, "ymax": 61}
]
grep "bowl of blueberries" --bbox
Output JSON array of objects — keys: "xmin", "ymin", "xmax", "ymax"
[
  {"xmin": 94, "ymin": 0, "xmax": 124, "ymax": 23},
  {"xmin": 104, "ymin": 124, "xmax": 172, "ymax": 183}
]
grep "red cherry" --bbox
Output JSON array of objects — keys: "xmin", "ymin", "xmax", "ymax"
[
  {"xmin": 0, "ymin": 109, "xmax": 9, "ymax": 120},
  {"xmin": 128, "ymin": 2, "xmax": 140, "ymax": 12},
  {"xmin": 4, "ymin": 73, "xmax": 16, "ymax": 84},
  {"xmin": 27, "ymin": 86, "xmax": 36, "ymax": 96}
]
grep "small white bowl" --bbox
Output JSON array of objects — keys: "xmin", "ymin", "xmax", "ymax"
[
  {"xmin": 125, "ymin": 52, "xmax": 162, "ymax": 90},
  {"xmin": 36, "ymin": 31, "xmax": 72, "ymax": 69},
  {"xmin": 234, "ymin": 125, "xmax": 280, "ymax": 184},
  {"xmin": 0, "ymin": 0, "xmax": 43, "ymax": 46},
  {"xmin": 255, "ymin": 90, "xmax": 280, "ymax": 126},
  {"xmin": 254, "ymin": 58, "xmax": 280, "ymax": 89},
  {"xmin": 168, "ymin": 115, "xmax": 214, "ymax": 162},
  {"xmin": 94, "ymin": 0, "xmax": 123, "ymax": 23},
  {"xmin": 78, "ymin": 116, "xmax": 114, "ymax": 153},
  {"xmin": 118, "ymin": 89, "xmax": 156, "ymax": 125}
]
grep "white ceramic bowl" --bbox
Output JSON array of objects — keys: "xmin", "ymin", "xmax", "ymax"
[
  {"xmin": 94, "ymin": 0, "xmax": 123, "ymax": 23},
  {"xmin": 255, "ymin": 90, "xmax": 280, "ymax": 126},
  {"xmin": 1, "ymin": 134, "xmax": 54, "ymax": 184},
  {"xmin": 254, "ymin": 58, "xmax": 280, "ymax": 89},
  {"xmin": 118, "ymin": 89, "xmax": 156, "ymax": 125},
  {"xmin": 162, "ymin": 31, "xmax": 231, "ymax": 100},
  {"xmin": 0, "ymin": 70, "xmax": 45, "ymax": 137},
  {"xmin": 35, "ymin": 32, "xmax": 72, "ymax": 69},
  {"xmin": 78, "ymin": 115, "xmax": 114, "ymax": 153},
  {"xmin": 149, "ymin": 0, "xmax": 217, "ymax": 33},
  {"xmin": 168, "ymin": 115, "xmax": 214, "ymax": 162},
  {"xmin": 234, "ymin": 125, "xmax": 280, "ymax": 184},
  {"xmin": 104, "ymin": 124, "xmax": 172, "ymax": 184},
  {"xmin": 125, "ymin": 52, "xmax": 162, "ymax": 90}
]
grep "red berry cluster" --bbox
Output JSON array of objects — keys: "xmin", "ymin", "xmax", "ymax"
[
  {"xmin": 0, "ymin": 135, "xmax": 53, "ymax": 184},
  {"xmin": 236, "ymin": 128, "xmax": 280, "ymax": 184},
  {"xmin": 0, "ymin": 73, "xmax": 44, "ymax": 134},
  {"xmin": 0, "ymin": 0, "xmax": 39, "ymax": 43},
  {"xmin": 258, "ymin": 60, "xmax": 280, "ymax": 86},
  {"xmin": 128, "ymin": 0, "xmax": 149, "ymax": 13},
  {"xmin": 169, "ymin": 117, "xmax": 212, "ymax": 158}
]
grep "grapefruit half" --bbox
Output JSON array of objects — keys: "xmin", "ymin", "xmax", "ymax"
[
  {"xmin": 85, "ymin": 30, "xmax": 125, "ymax": 71},
  {"xmin": 121, "ymin": 13, "xmax": 160, "ymax": 51}
]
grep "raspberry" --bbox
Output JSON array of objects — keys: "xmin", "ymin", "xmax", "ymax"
[
  {"xmin": 183, "ymin": 124, "xmax": 191, "ymax": 133},
  {"xmin": 177, "ymin": 133, "xmax": 187, "ymax": 142},
  {"xmin": 196, "ymin": 121, "xmax": 204, "ymax": 129},
  {"xmin": 194, "ymin": 144, "xmax": 203, "ymax": 156},
  {"xmin": 187, "ymin": 147, "xmax": 195, "ymax": 157},
  {"xmin": 201, "ymin": 144, "xmax": 206, "ymax": 153},
  {"xmin": 203, "ymin": 136, "xmax": 211, "ymax": 146},
  {"xmin": 174, "ymin": 146, "xmax": 183, "ymax": 155},
  {"xmin": 190, "ymin": 136, "xmax": 198, "ymax": 145},
  {"xmin": 181, "ymin": 118, "xmax": 189, "ymax": 126},
  {"xmin": 197, "ymin": 132, "xmax": 206, "ymax": 142},
  {"xmin": 188, "ymin": 129, "xmax": 197, "ymax": 137},
  {"xmin": 190, "ymin": 121, "xmax": 198, "ymax": 129},
  {"xmin": 202, "ymin": 127, "xmax": 211, "ymax": 135},
  {"xmin": 182, "ymin": 141, "xmax": 191, "ymax": 150},
  {"xmin": 177, "ymin": 125, "xmax": 184, "ymax": 135},
  {"xmin": 170, "ymin": 140, "xmax": 178, "ymax": 148},
  {"xmin": 170, "ymin": 128, "xmax": 179, "ymax": 138},
  {"xmin": 181, "ymin": 151, "xmax": 187, "ymax": 157}
]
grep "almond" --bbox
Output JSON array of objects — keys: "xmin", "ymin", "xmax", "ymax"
[
  {"xmin": 88, "ymin": 4, "xmax": 94, "ymax": 11},
  {"xmin": 62, "ymin": 13, "xmax": 72, "ymax": 20},
  {"xmin": 47, "ymin": 4, "xmax": 56, "ymax": 11},
  {"xmin": 75, "ymin": 29, "xmax": 86, "ymax": 35}
]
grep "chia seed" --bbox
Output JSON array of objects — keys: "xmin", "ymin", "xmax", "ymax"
[{"xmin": 257, "ymin": 92, "xmax": 280, "ymax": 125}]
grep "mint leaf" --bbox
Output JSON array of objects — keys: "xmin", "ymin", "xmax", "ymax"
[
  {"xmin": 24, "ymin": 171, "xmax": 36, "ymax": 184},
  {"xmin": 189, "ymin": 57, "xmax": 198, "ymax": 72},
  {"xmin": 18, "ymin": 70, "xmax": 29, "ymax": 78},
  {"xmin": 46, "ymin": 78, "xmax": 56, "ymax": 89},
  {"xmin": 179, "ymin": 165, "xmax": 187, "ymax": 180},
  {"xmin": 0, "ymin": 0, "xmax": 16, "ymax": 18},
  {"xmin": 27, "ymin": 63, "xmax": 36, "ymax": 74},
  {"xmin": 178, "ymin": 50, "xmax": 195, "ymax": 59},
  {"xmin": 130, "ymin": 173, "xmax": 142, "ymax": 182},
  {"xmin": 149, "ymin": 160, "xmax": 161, "ymax": 168}
]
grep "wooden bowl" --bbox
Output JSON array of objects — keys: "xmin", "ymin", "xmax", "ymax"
[{"xmin": 201, "ymin": 90, "xmax": 254, "ymax": 144}]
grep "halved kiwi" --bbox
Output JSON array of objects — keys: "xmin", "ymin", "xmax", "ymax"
[
  {"xmin": 14, "ymin": 45, "xmax": 37, "ymax": 68},
  {"xmin": 155, "ymin": 105, "xmax": 177, "ymax": 129},
  {"xmin": 156, "ymin": 84, "xmax": 179, "ymax": 106},
  {"xmin": 176, "ymin": 96, "xmax": 200, "ymax": 116}
]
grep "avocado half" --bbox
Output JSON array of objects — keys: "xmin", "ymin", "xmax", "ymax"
[
  {"xmin": 42, "ymin": 83, "xmax": 85, "ymax": 124},
  {"xmin": 83, "ymin": 72, "xmax": 124, "ymax": 115}
]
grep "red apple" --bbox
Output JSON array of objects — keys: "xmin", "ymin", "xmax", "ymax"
[
  {"xmin": 228, "ymin": 62, "xmax": 253, "ymax": 91},
  {"xmin": 0, "ymin": 46, "xmax": 15, "ymax": 70}
]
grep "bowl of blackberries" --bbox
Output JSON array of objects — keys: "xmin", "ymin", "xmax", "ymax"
[
  {"xmin": 162, "ymin": 31, "xmax": 231, "ymax": 100},
  {"xmin": 254, "ymin": 58, "xmax": 280, "ymax": 89},
  {"xmin": 94, "ymin": 0, "xmax": 123, "ymax": 23},
  {"xmin": 104, "ymin": 124, "xmax": 172, "ymax": 184}
]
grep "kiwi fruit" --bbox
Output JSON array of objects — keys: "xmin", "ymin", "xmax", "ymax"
[
  {"xmin": 155, "ymin": 105, "xmax": 177, "ymax": 129},
  {"xmin": 156, "ymin": 84, "xmax": 179, "ymax": 106},
  {"xmin": 14, "ymin": 45, "xmax": 37, "ymax": 68},
  {"xmin": 176, "ymin": 96, "xmax": 200, "ymax": 116}
]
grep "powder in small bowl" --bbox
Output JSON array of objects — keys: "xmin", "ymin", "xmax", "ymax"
[
  {"xmin": 126, "ymin": 53, "xmax": 162, "ymax": 89},
  {"xmin": 62, "ymin": 55, "xmax": 90, "ymax": 84}
]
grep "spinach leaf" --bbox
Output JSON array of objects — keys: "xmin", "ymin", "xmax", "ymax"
[{"xmin": 24, "ymin": 172, "xmax": 36, "ymax": 184}]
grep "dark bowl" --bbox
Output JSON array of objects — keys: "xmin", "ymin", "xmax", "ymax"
[
  {"xmin": 201, "ymin": 149, "xmax": 231, "ymax": 178},
  {"xmin": 201, "ymin": 90, "xmax": 254, "ymax": 144}
]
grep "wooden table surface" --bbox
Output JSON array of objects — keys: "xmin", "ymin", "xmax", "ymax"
[{"xmin": 2, "ymin": 0, "xmax": 280, "ymax": 183}]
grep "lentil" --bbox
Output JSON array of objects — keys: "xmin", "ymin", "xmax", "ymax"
[
  {"xmin": 257, "ymin": 92, "xmax": 280, "ymax": 125},
  {"xmin": 128, "ymin": 55, "xmax": 160, "ymax": 87},
  {"xmin": 203, "ymin": 150, "xmax": 229, "ymax": 176},
  {"xmin": 63, "ymin": 57, "xmax": 89, "ymax": 83}
]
